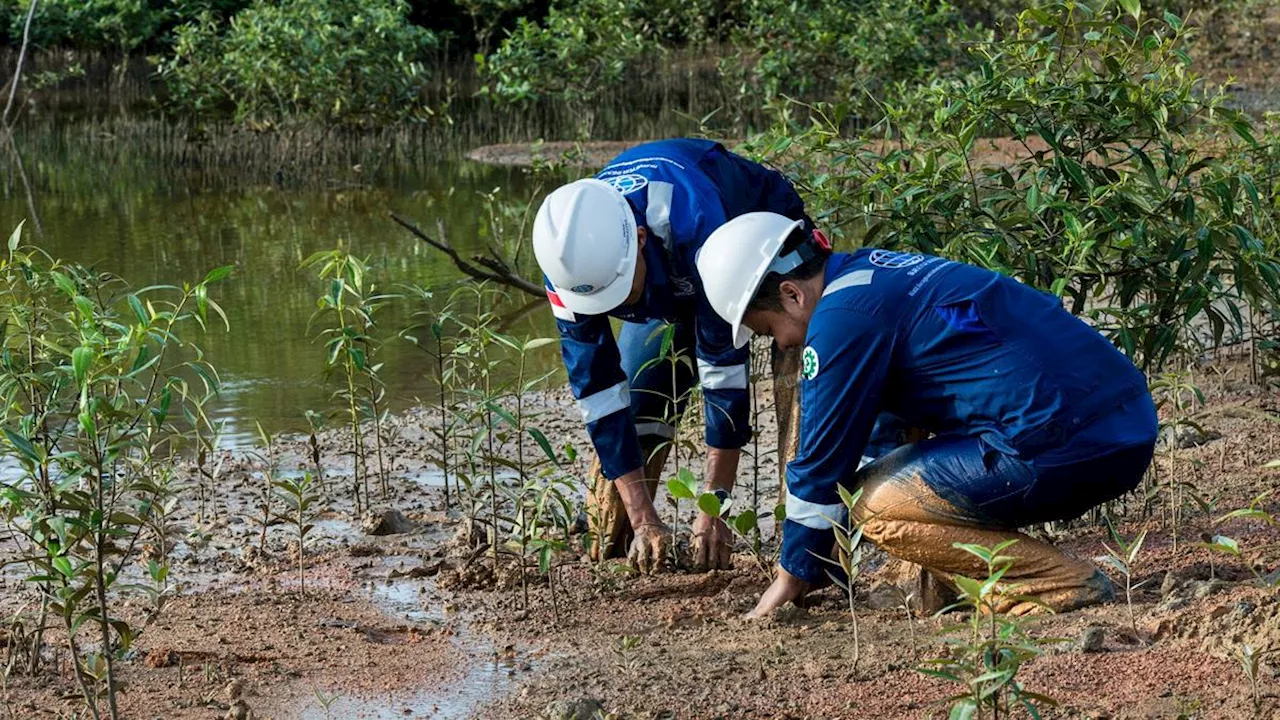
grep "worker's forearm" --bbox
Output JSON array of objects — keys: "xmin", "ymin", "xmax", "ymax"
[
  {"xmin": 703, "ymin": 447, "xmax": 741, "ymax": 493},
  {"xmin": 614, "ymin": 467, "xmax": 662, "ymax": 527}
]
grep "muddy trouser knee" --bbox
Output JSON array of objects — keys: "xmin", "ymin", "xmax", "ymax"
[{"xmin": 851, "ymin": 437, "xmax": 1153, "ymax": 614}]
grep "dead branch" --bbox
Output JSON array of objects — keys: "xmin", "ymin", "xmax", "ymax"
[{"xmin": 390, "ymin": 212, "xmax": 543, "ymax": 298}]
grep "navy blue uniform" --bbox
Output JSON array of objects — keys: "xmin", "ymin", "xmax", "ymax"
[
  {"xmin": 546, "ymin": 139, "xmax": 808, "ymax": 479},
  {"xmin": 780, "ymin": 250, "xmax": 1158, "ymax": 583}
]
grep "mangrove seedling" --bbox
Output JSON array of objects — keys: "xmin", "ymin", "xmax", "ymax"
[
  {"xmin": 1236, "ymin": 643, "xmax": 1274, "ymax": 718},
  {"xmin": 273, "ymin": 472, "xmax": 323, "ymax": 595},
  {"xmin": 666, "ymin": 467, "xmax": 698, "ymax": 561},
  {"xmin": 918, "ymin": 540, "xmax": 1061, "ymax": 719},
  {"xmin": 814, "ymin": 485, "xmax": 866, "ymax": 672},
  {"xmin": 1098, "ymin": 524, "xmax": 1149, "ymax": 639}
]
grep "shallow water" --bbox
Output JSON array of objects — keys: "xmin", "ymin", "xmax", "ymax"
[{"xmin": 2, "ymin": 121, "xmax": 568, "ymax": 446}]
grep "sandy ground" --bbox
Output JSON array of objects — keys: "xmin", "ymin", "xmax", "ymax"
[{"xmin": 3, "ymin": 349, "xmax": 1280, "ymax": 719}]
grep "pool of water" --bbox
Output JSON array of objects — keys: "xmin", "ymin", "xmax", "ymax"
[{"xmin": 2, "ymin": 121, "xmax": 570, "ymax": 447}]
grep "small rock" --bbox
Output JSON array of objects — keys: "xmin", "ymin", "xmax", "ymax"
[
  {"xmin": 1190, "ymin": 579, "xmax": 1228, "ymax": 600},
  {"xmin": 865, "ymin": 581, "xmax": 905, "ymax": 611},
  {"xmin": 348, "ymin": 543, "xmax": 384, "ymax": 557},
  {"xmin": 543, "ymin": 697, "xmax": 605, "ymax": 720},
  {"xmin": 224, "ymin": 699, "xmax": 253, "ymax": 720},
  {"xmin": 1159, "ymin": 571, "xmax": 1178, "ymax": 598},
  {"xmin": 144, "ymin": 647, "xmax": 178, "ymax": 668},
  {"xmin": 361, "ymin": 509, "xmax": 415, "ymax": 536},
  {"xmin": 1078, "ymin": 625, "xmax": 1106, "ymax": 653},
  {"xmin": 1158, "ymin": 424, "xmax": 1218, "ymax": 450},
  {"xmin": 224, "ymin": 679, "xmax": 245, "ymax": 702}
]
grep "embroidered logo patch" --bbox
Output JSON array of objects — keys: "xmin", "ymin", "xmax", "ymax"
[
  {"xmin": 602, "ymin": 173, "xmax": 648, "ymax": 195},
  {"xmin": 802, "ymin": 346, "xmax": 820, "ymax": 381},
  {"xmin": 868, "ymin": 249, "xmax": 925, "ymax": 269}
]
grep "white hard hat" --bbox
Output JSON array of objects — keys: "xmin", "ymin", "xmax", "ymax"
[
  {"xmin": 696, "ymin": 212, "xmax": 806, "ymax": 348},
  {"xmin": 532, "ymin": 179, "xmax": 638, "ymax": 315}
]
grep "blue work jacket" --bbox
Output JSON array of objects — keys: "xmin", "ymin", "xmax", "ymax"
[
  {"xmin": 546, "ymin": 139, "xmax": 808, "ymax": 478},
  {"xmin": 780, "ymin": 250, "xmax": 1152, "ymax": 582}
]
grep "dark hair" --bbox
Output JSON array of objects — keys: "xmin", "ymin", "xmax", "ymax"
[{"xmin": 748, "ymin": 227, "xmax": 832, "ymax": 312}]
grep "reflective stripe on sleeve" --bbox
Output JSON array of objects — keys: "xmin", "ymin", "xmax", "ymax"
[
  {"xmin": 785, "ymin": 493, "xmax": 846, "ymax": 530},
  {"xmin": 821, "ymin": 269, "xmax": 874, "ymax": 298},
  {"xmin": 577, "ymin": 381, "xmax": 630, "ymax": 424},
  {"xmin": 645, "ymin": 181, "xmax": 675, "ymax": 245},
  {"xmin": 697, "ymin": 359, "xmax": 748, "ymax": 390}
]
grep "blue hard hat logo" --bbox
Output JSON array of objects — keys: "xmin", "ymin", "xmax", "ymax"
[{"xmin": 571, "ymin": 284, "xmax": 595, "ymax": 293}]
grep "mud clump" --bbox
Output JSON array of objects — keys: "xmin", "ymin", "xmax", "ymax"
[
  {"xmin": 361, "ymin": 508, "xmax": 415, "ymax": 536},
  {"xmin": 543, "ymin": 697, "xmax": 605, "ymax": 720},
  {"xmin": 144, "ymin": 646, "xmax": 178, "ymax": 668},
  {"xmin": 1078, "ymin": 625, "xmax": 1107, "ymax": 653}
]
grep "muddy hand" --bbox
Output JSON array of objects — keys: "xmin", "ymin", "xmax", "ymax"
[
  {"xmin": 691, "ymin": 512, "xmax": 733, "ymax": 571},
  {"xmin": 628, "ymin": 522, "xmax": 673, "ymax": 574}
]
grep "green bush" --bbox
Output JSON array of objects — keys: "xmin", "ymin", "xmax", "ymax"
[
  {"xmin": 161, "ymin": 0, "xmax": 437, "ymax": 128},
  {"xmin": 479, "ymin": 0, "xmax": 649, "ymax": 134},
  {"xmin": 719, "ymin": 0, "xmax": 980, "ymax": 117},
  {"xmin": 744, "ymin": 0, "xmax": 1280, "ymax": 370}
]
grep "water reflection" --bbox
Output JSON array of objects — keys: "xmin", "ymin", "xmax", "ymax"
[{"xmin": 3, "ymin": 125, "xmax": 569, "ymax": 445}]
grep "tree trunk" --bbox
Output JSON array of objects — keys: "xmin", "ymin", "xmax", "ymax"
[
  {"xmin": 587, "ymin": 445, "xmax": 671, "ymax": 560},
  {"xmin": 772, "ymin": 343, "xmax": 803, "ymax": 496}
]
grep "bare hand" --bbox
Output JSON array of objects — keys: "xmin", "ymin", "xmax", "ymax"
[
  {"xmin": 628, "ymin": 521, "xmax": 673, "ymax": 575},
  {"xmin": 691, "ymin": 512, "xmax": 733, "ymax": 571},
  {"xmin": 746, "ymin": 567, "xmax": 810, "ymax": 619}
]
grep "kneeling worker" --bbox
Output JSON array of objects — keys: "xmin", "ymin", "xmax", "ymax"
[{"xmin": 695, "ymin": 213, "xmax": 1158, "ymax": 616}]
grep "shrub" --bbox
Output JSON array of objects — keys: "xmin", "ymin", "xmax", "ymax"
[
  {"xmin": 161, "ymin": 0, "xmax": 437, "ymax": 128},
  {"xmin": 743, "ymin": 0, "xmax": 1280, "ymax": 370}
]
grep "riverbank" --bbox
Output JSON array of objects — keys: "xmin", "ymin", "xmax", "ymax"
[{"xmin": 4, "ymin": 349, "xmax": 1279, "ymax": 718}]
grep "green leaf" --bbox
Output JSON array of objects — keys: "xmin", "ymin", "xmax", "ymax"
[
  {"xmin": 4, "ymin": 429, "xmax": 40, "ymax": 463},
  {"xmin": 72, "ymin": 346, "xmax": 95, "ymax": 387},
  {"xmin": 203, "ymin": 266, "xmax": 234, "ymax": 284},
  {"xmin": 1118, "ymin": 0, "xmax": 1140, "ymax": 20},
  {"xmin": 7, "ymin": 219, "xmax": 24, "ymax": 253},
  {"xmin": 697, "ymin": 492, "xmax": 721, "ymax": 517},
  {"xmin": 732, "ymin": 509, "xmax": 758, "ymax": 536},
  {"xmin": 666, "ymin": 477, "xmax": 696, "ymax": 501}
]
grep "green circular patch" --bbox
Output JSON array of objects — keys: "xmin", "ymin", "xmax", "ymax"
[{"xmin": 802, "ymin": 345, "xmax": 820, "ymax": 380}]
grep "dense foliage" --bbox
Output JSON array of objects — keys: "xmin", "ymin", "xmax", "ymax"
[
  {"xmin": 743, "ymin": 0, "xmax": 1280, "ymax": 370},
  {"xmin": 159, "ymin": 0, "xmax": 437, "ymax": 128}
]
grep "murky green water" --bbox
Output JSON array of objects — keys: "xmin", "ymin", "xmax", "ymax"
[{"xmin": 1, "ymin": 123, "xmax": 569, "ymax": 446}]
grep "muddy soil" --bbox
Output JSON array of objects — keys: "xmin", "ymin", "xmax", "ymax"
[{"xmin": 3, "ymin": 350, "xmax": 1280, "ymax": 719}]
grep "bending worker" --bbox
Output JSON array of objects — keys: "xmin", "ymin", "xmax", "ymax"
[
  {"xmin": 696, "ymin": 212, "xmax": 1158, "ymax": 615},
  {"xmin": 533, "ymin": 139, "xmax": 809, "ymax": 572}
]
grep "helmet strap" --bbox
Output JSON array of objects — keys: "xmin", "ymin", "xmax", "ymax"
[{"xmin": 766, "ymin": 236, "xmax": 819, "ymax": 276}]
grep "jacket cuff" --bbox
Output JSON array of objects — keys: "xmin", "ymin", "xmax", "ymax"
[
  {"xmin": 589, "ymin": 412, "xmax": 645, "ymax": 479},
  {"xmin": 704, "ymin": 388, "xmax": 751, "ymax": 449},
  {"xmin": 779, "ymin": 518, "xmax": 836, "ymax": 585}
]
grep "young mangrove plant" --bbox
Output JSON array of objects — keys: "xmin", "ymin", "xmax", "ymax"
[
  {"xmin": 814, "ymin": 485, "xmax": 866, "ymax": 672},
  {"xmin": 303, "ymin": 249, "xmax": 396, "ymax": 513},
  {"xmin": 666, "ymin": 467, "xmax": 698, "ymax": 563},
  {"xmin": 400, "ymin": 283, "xmax": 458, "ymax": 510},
  {"xmin": 304, "ymin": 409, "xmax": 330, "ymax": 495},
  {"xmin": 918, "ymin": 541, "xmax": 1061, "ymax": 719},
  {"xmin": 1098, "ymin": 525, "xmax": 1149, "ymax": 639},
  {"xmin": 0, "ymin": 222, "xmax": 230, "ymax": 720},
  {"xmin": 1236, "ymin": 643, "xmax": 1274, "ymax": 718},
  {"xmin": 446, "ymin": 282, "xmax": 518, "ymax": 563},
  {"xmin": 1150, "ymin": 370, "xmax": 1208, "ymax": 551},
  {"xmin": 273, "ymin": 472, "xmax": 323, "ymax": 595}
]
